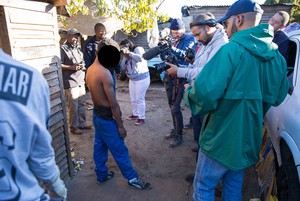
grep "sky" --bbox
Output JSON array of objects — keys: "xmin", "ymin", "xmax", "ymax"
[{"xmin": 158, "ymin": 0, "xmax": 266, "ymax": 18}]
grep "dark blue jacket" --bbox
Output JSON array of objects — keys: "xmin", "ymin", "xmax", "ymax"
[
  {"xmin": 273, "ymin": 30, "xmax": 289, "ymax": 61},
  {"xmin": 84, "ymin": 36, "xmax": 99, "ymax": 69}
]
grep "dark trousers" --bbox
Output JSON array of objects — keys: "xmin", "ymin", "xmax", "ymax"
[
  {"xmin": 164, "ymin": 75, "xmax": 186, "ymax": 138},
  {"xmin": 192, "ymin": 114, "xmax": 203, "ymax": 143}
]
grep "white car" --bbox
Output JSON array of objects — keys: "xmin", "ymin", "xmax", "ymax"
[{"xmin": 264, "ymin": 28, "xmax": 300, "ymax": 200}]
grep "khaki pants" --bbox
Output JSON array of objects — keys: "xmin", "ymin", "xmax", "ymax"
[{"xmin": 65, "ymin": 85, "xmax": 86, "ymax": 129}]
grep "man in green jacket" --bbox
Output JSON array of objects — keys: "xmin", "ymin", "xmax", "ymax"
[{"xmin": 167, "ymin": 0, "xmax": 290, "ymax": 200}]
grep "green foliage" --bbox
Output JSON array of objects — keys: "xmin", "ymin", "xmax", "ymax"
[
  {"xmin": 66, "ymin": 0, "xmax": 89, "ymax": 15},
  {"xmin": 291, "ymin": 3, "xmax": 300, "ymax": 22},
  {"xmin": 64, "ymin": 0, "xmax": 170, "ymax": 35}
]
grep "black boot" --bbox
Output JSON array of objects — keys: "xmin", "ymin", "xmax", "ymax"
[
  {"xmin": 169, "ymin": 136, "xmax": 183, "ymax": 148},
  {"xmin": 164, "ymin": 129, "xmax": 176, "ymax": 139}
]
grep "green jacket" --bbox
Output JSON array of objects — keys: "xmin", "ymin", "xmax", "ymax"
[{"xmin": 184, "ymin": 24, "xmax": 289, "ymax": 170}]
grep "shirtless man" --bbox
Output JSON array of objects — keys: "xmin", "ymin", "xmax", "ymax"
[{"xmin": 86, "ymin": 38, "xmax": 151, "ymax": 190}]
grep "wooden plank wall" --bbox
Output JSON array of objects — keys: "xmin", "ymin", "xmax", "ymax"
[{"xmin": 0, "ymin": 0, "xmax": 72, "ymax": 184}]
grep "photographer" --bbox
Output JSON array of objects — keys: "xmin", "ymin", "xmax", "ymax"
[
  {"xmin": 61, "ymin": 28, "xmax": 91, "ymax": 134},
  {"xmin": 163, "ymin": 18, "xmax": 196, "ymax": 148},
  {"xmin": 167, "ymin": 13, "xmax": 228, "ymax": 146},
  {"xmin": 119, "ymin": 39, "xmax": 150, "ymax": 126}
]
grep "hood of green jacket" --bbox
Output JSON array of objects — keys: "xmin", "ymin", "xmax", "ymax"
[{"xmin": 230, "ymin": 24, "xmax": 277, "ymax": 61}]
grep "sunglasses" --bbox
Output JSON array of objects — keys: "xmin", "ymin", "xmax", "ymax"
[
  {"xmin": 222, "ymin": 20, "xmax": 229, "ymax": 29},
  {"xmin": 222, "ymin": 15, "xmax": 243, "ymax": 29}
]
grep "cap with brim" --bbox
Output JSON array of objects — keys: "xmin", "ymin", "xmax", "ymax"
[
  {"xmin": 67, "ymin": 28, "xmax": 80, "ymax": 35},
  {"xmin": 217, "ymin": 0, "xmax": 264, "ymax": 23}
]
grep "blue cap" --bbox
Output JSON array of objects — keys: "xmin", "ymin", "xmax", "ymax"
[
  {"xmin": 170, "ymin": 18, "xmax": 185, "ymax": 30},
  {"xmin": 217, "ymin": 0, "xmax": 264, "ymax": 23},
  {"xmin": 67, "ymin": 28, "xmax": 80, "ymax": 35}
]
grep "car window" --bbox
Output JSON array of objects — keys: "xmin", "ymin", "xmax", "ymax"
[{"xmin": 287, "ymin": 40, "xmax": 296, "ymax": 95}]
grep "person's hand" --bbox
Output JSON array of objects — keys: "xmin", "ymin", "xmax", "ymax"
[
  {"xmin": 123, "ymin": 53, "xmax": 130, "ymax": 58},
  {"xmin": 184, "ymin": 83, "xmax": 191, "ymax": 92},
  {"xmin": 166, "ymin": 64, "xmax": 178, "ymax": 76},
  {"xmin": 165, "ymin": 62, "xmax": 178, "ymax": 75},
  {"xmin": 116, "ymin": 74, "xmax": 121, "ymax": 80},
  {"xmin": 118, "ymin": 126, "xmax": 127, "ymax": 138},
  {"xmin": 44, "ymin": 172, "xmax": 67, "ymax": 200},
  {"xmin": 72, "ymin": 64, "xmax": 82, "ymax": 71}
]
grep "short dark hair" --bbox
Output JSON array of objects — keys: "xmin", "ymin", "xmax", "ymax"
[
  {"xmin": 119, "ymin": 39, "xmax": 135, "ymax": 52},
  {"xmin": 96, "ymin": 38, "xmax": 120, "ymax": 54},
  {"xmin": 277, "ymin": 11, "xmax": 290, "ymax": 26},
  {"xmin": 194, "ymin": 13, "xmax": 215, "ymax": 23},
  {"xmin": 97, "ymin": 38, "xmax": 120, "ymax": 68},
  {"xmin": 94, "ymin": 23, "xmax": 106, "ymax": 31},
  {"xmin": 190, "ymin": 13, "xmax": 216, "ymax": 28}
]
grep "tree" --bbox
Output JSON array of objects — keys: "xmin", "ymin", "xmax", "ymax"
[
  {"xmin": 264, "ymin": 0, "xmax": 300, "ymax": 23},
  {"xmin": 64, "ymin": 0, "xmax": 170, "ymax": 34}
]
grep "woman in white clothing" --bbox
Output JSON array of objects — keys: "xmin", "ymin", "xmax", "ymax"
[{"xmin": 119, "ymin": 39, "xmax": 150, "ymax": 125}]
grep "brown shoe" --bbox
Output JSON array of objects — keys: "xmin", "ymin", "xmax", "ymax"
[
  {"xmin": 79, "ymin": 125, "xmax": 92, "ymax": 130},
  {"xmin": 71, "ymin": 128, "xmax": 82, "ymax": 135}
]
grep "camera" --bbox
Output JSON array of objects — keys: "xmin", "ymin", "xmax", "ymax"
[
  {"xmin": 143, "ymin": 37, "xmax": 180, "ymax": 74},
  {"xmin": 120, "ymin": 47, "xmax": 129, "ymax": 54},
  {"xmin": 154, "ymin": 54, "xmax": 178, "ymax": 73},
  {"xmin": 77, "ymin": 61, "xmax": 86, "ymax": 71},
  {"xmin": 185, "ymin": 47, "xmax": 195, "ymax": 61}
]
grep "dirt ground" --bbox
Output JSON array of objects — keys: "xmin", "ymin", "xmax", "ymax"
[{"xmin": 66, "ymin": 80, "xmax": 260, "ymax": 201}]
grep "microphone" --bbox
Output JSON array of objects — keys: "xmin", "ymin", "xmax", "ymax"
[{"xmin": 142, "ymin": 46, "xmax": 162, "ymax": 60}]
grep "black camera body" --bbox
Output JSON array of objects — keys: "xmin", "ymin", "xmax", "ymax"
[
  {"xmin": 77, "ymin": 61, "xmax": 86, "ymax": 71},
  {"xmin": 185, "ymin": 47, "xmax": 195, "ymax": 61},
  {"xmin": 154, "ymin": 54, "xmax": 178, "ymax": 73},
  {"xmin": 153, "ymin": 37, "xmax": 180, "ymax": 73}
]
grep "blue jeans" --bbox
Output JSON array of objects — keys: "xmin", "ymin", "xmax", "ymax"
[
  {"xmin": 93, "ymin": 114, "xmax": 138, "ymax": 181},
  {"xmin": 193, "ymin": 149, "xmax": 244, "ymax": 201}
]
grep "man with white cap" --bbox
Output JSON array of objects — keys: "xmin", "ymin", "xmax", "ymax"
[
  {"xmin": 173, "ymin": 0, "xmax": 289, "ymax": 200},
  {"xmin": 61, "ymin": 28, "xmax": 92, "ymax": 135}
]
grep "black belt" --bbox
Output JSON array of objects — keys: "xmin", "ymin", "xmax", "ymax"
[{"xmin": 93, "ymin": 105, "xmax": 113, "ymax": 120}]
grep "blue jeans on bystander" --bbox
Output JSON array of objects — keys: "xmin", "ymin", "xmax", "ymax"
[{"xmin": 193, "ymin": 149, "xmax": 244, "ymax": 201}]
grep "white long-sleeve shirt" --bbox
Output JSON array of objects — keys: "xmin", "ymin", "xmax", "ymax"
[{"xmin": 120, "ymin": 46, "xmax": 149, "ymax": 81}]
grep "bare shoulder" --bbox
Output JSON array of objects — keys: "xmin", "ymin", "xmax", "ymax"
[{"xmin": 87, "ymin": 64, "xmax": 112, "ymax": 84}]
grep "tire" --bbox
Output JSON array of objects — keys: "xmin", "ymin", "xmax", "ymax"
[{"xmin": 276, "ymin": 141, "xmax": 300, "ymax": 201}]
